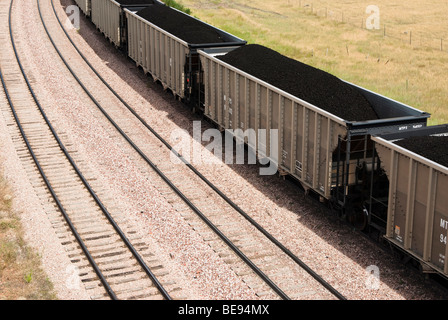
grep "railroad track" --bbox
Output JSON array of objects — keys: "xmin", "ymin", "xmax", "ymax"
[
  {"xmin": 41, "ymin": 0, "xmax": 347, "ymax": 300},
  {"xmin": 0, "ymin": 0, "xmax": 181, "ymax": 300}
]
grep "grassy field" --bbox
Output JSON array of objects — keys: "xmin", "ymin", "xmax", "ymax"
[{"xmin": 179, "ymin": 0, "xmax": 448, "ymax": 125}]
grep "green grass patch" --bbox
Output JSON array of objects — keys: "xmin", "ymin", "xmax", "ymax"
[{"xmin": 162, "ymin": 0, "xmax": 192, "ymax": 15}]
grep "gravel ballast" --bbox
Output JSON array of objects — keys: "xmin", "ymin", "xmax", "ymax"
[
  {"xmin": 3, "ymin": 0, "xmax": 259, "ymax": 300},
  {"xmin": 218, "ymin": 44, "xmax": 379, "ymax": 121}
]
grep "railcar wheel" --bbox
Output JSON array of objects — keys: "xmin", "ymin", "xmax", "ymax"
[
  {"xmin": 328, "ymin": 200, "xmax": 343, "ymax": 220},
  {"xmin": 347, "ymin": 204, "xmax": 369, "ymax": 231}
]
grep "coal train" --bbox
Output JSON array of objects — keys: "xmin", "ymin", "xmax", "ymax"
[{"xmin": 72, "ymin": 0, "xmax": 448, "ymax": 280}]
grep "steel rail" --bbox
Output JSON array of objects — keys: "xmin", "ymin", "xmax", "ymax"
[
  {"xmin": 35, "ymin": 0, "xmax": 172, "ymax": 300},
  {"xmin": 44, "ymin": 0, "xmax": 290, "ymax": 300},
  {"xmin": 4, "ymin": 0, "xmax": 118, "ymax": 300},
  {"xmin": 51, "ymin": 0, "xmax": 346, "ymax": 300}
]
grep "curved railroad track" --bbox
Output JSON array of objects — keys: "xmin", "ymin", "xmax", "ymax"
[
  {"xmin": 0, "ymin": 0, "xmax": 180, "ymax": 300},
  {"xmin": 43, "ymin": 0, "xmax": 346, "ymax": 300}
]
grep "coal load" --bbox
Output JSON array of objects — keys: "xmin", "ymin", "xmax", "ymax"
[
  {"xmin": 115, "ymin": 0, "xmax": 154, "ymax": 5},
  {"xmin": 137, "ymin": 5, "xmax": 227, "ymax": 44},
  {"xmin": 395, "ymin": 136, "xmax": 448, "ymax": 168},
  {"xmin": 218, "ymin": 44, "xmax": 379, "ymax": 121}
]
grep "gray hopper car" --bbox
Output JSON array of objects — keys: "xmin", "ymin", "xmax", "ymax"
[
  {"xmin": 124, "ymin": 5, "xmax": 246, "ymax": 106},
  {"xmin": 198, "ymin": 47, "xmax": 430, "ymax": 228},
  {"xmin": 73, "ymin": 0, "xmax": 91, "ymax": 17},
  {"xmin": 91, "ymin": 0, "xmax": 159, "ymax": 49},
  {"xmin": 372, "ymin": 125, "xmax": 448, "ymax": 278}
]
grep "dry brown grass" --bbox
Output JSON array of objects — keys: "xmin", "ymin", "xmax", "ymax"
[
  {"xmin": 181, "ymin": 0, "xmax": 448, "ymax": 125},
  {"xmin": 0, "ymin": 174, "xmax": 56, "ymax": 300}
]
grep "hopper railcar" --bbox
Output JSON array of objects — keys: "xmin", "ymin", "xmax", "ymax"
[
  {"xmin": 73, "ymin": 0, "xmax": 91, "ymax": 16},
  {"xmin": 197, "ymin": 45, "xmax": 429, "ymax": 234},
  {"xmin": 372, "ymin": 125, "xmax": 448, "ymax": 277},
  {"xmin": 90, "ymin": 0, "xmax": 158, "ymax": 49}
]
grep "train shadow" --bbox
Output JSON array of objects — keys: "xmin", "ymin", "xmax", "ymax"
[{"xmin": 57, "ymin": 0, "xmax": 448, "ymax": 300}]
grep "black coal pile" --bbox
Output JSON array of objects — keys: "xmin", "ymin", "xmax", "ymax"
[
  {"xmin": 116, "ymin": 0, "xmax": 154, "ymax": 5},
  {"xmin": 395, "ymin": 135, "xmax": 448, "ymax": 168},
  {"xmin": 218, "ymin": 44, "xmax": 379, "ymax": 121},
  {"xmin": 137, "ymin": 5, "xmax": 228, "ymax": 44}
]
